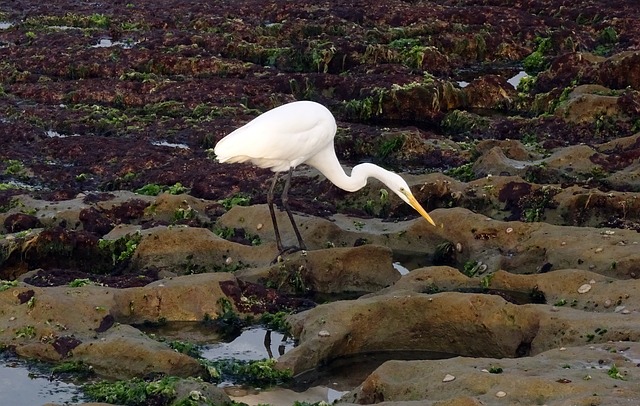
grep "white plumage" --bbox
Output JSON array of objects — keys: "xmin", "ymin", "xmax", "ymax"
[{"xmin": 214, "ymin": 100, "xmax": 435, "ymax": 253}]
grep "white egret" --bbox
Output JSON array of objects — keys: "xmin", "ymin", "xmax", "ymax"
[{"xmin": 214, "ymin": 100, "xmax": 436, "ymax": 253}]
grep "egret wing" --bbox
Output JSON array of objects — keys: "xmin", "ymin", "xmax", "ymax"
[{"xmin": 214, "ymin": 101, "xmax": 336, "ymax": 171}]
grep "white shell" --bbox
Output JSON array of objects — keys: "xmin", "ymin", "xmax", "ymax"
[
  {"xmin": 442, "ymin": 374, "xmax": 456, "ymax": 382},
  {"xmin": 577, "ymin": 284, "xmax": 592, "ymax": 294}
]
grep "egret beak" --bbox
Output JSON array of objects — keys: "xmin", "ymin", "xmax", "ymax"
[{"xmin": 405, "ymin": 191, "xmax": 436, "ymax": 226}]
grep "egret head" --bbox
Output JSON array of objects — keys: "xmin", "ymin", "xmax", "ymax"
[{"xmin": 385, "ymin": 172, "xmax": 436, "ymax": 226}]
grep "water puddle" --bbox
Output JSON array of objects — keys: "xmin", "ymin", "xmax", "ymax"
[
  {"xmin": 1, "ymin": 180, "xmax": 40, "ymax": 191},
  {"xmin": 201, "ymin": 327, "xmax": 295, "ymax": 362},
  {"xmin": 0, "ymin": 353, "xmax": 84, "ymax": 405},
  {"xmin": 0, "ymin": 22, "xmax": 13, "ymax": 29},
  {"xmin": 46, "ymin": 130, "xmax": 81, "ymax": 138},
  {"xmin": 92, "ymin": 37, "xmax": 139, "ymax": 49},
  {"xmin": 1, "ymin": 321, "xmax": 463, "ymax": 405},
  {"xmin": 457, "ymin": 287, "xmax": 546, "ymax": 305},
  {"xmin": 48, "ymin": 26, "xmax": 82, "ymax": 31},
  {"xmin": 454, "ymin": 65, "xmax": 527, "ymax": 90},
  {"xmin": 151, "ymin": 140, "xmax": 190, "ymax": 149},
  {"xmin": 140, "ymin": 323, "xmax": 346, "ymax": 404},
  {"xmin": 393, "ymin": 261, "xmax": 411, "ymax": 275},
  {"xmin": 139, "ymin": 322, "xmax": 426, "ymax": 404},
  {"xmin": 507, "ymin": 70, "xmax": 528, "ymax": 89},
  {"xmin": 293, "ymin": 350, "xmax": 456, "ymax": 390}
]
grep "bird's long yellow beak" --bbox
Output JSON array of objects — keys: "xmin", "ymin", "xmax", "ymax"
[{"xmin": 406, "ymin": 192, "xmax": 436, "ymax": 226}]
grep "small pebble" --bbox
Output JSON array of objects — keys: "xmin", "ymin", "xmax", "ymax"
[
  {"xmin": 550, "ymin": 306, "xmax": 560, "ymax": 312},
  {"xmin": 9, "ymin": 316, "xmax": 16, "ymax": 321},
  {"xmin": 318, "ymin": 330, "xmax": 331, "ymax": 337},
  {"xmin": 561, "ymin": 241, "xmax": 566, "ymax": 246},
  {"xmin": 621, "ymin": 309, "xmax": 631, "ymax": 314},
  {"xmin": 225, "ymin": 257, "xmax": 233, "ymax": 265},
  {"xmin": 595, "ymin": 247, "xmax": 603, "ymax": 253},
  {"xmin": 506, "ymin": 227, "xmax": 513, "ymax": 234},
  {"xmin": 589, "ymin": 279, "xmax": 596, "ymax": 284},
  {"xmin": 559, "ymin": 347, "xmax": 566, "ymax": 351},
  {"xmin": 442, "ymin": 374, "xmax": 455, "ymax": 382},
  {"xmin": 256, "ymin": 223, "xmax": 263, "ymax": 230},
  {"xmin": 615, "ymin": 305, "xmax": 626, "ymax": 313},
  {"xmin": 496, "ymin": 391, "xmax": 506, "ymax": 398},
  {"xmin": 604, "ymin": 230, "xmax": 615, "ymax": 235},
  {"xmin": 455, "ymin": 242, "xmax": 463, "ymax": 253},
  {"xmin": 578, "ymin": 284, "xmax": 592, "ymax": 294},
  {"xmin": 603, "ymin": 299, "xmax": 612, "ymax": 308},
  {"xmin": 481, "ymin": 369, "xmax": 489, "ymax": 373}
]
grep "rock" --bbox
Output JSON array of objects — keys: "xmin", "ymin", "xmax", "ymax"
[
  {"xmin": 344, "ymin": 343, "xmax": 640, "ymax": 404},
  {"xmin": 554, "ymin": 85, "xmax": 623, "ymax": 124},
  {"xmin": 595, "ymin": 132, "xmax": 640, "ymax": 154},
  {"xmin": 70, "ymin": 324, "xmax": 204, "ymax": 379},
  {"xmin": 115, "ymin": 272, "xmax": 238, "ymax": 323},
  {"xmin": 278, "ymin": 290, "xmax": 640, "ymax": 375},
  {"xmin": 0, "ymin": 273, "xmax": 246, "ymax": 378},
  {"xmin": 171, "ymin": 377, "xmax": 231, "ymax": 405},
  {"xmin": 463, "ymin": 75, "xmax": 517, "ymax": 110},
  {"xmin": 371, "ymin": 265, "xmax": 469, "ymax": 296},
  {"xmin": 218, "ymin": 204, "xmax": 443, "ymax": 261},
  {"xmin": 147, "ymin": 193, "xmax": 212, "ymax": 226},
  {"xmin": 596, "ymin": 51, "xmax": 640, "ymax": 90},
  {"xmin": 3, "ymin": 212, "xmax": 41, "ymax": 233},
  {"xmin": 536, "ymin": 51, "xmax": 640, "ymax": 93},
  {"xmin": 422, "ymin": 207, "xmax": 640, "ymax": 278},
  {"xmin": 577, "ymin": 283, "xmax": 592, "ymax": 293},
  {"xmin": 472, "ymin": 147, "xmax": 540, "ymax": 178},
  {"xmin": 475, "ymin": 139, "xmax": 543, "ymax": 161},
  {"xmin": 378, "ymin": 80, "xmax": 464, "ymax": 122},
  {"xmin": 132, "ymin": 225, "xmax": 275, "ymax": 272},
  {"xmin": 543, "ymin": 144, "xmax": 601, "ymax": 180},
  {"xmin": 235, "ymin": 244, "xmax": 400, "ymax": 294},
  {"xmin": 377, "ymin": 266, "xmax": 640, "ymax": 314},
  {"xmin": 604, "ymin": 162, "xmax": 640, "ymax": 192}
]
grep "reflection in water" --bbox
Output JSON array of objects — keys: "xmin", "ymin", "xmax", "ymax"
[
  {"xmin": 200, "ymin": 327, "xmax": 294, "ymax": 362},
  {"xmin": 0, "ymin": 355, "xmax": 83, "ymax": 405}
]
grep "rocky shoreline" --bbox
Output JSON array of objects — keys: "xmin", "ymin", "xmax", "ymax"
[{"xmin": 1, "ymin": 0, "xmax": 640, "ymax": 405}]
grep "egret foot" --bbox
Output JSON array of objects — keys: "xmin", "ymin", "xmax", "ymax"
[{"xmin": 271, "ymin": 247, "xmax": 307, "ymax": 265}]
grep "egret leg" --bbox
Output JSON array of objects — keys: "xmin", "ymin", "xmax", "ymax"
[
  {"xmin": 282, "ymin": 167, "xmax": 307, "ymax": 251},
  {"xmin": 264, "ymin": 329, "xmax": 274, "ymax": 359},
  {"xmin": 267, "ymin": 172, "xmax": 285, "ymax": 252}
]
